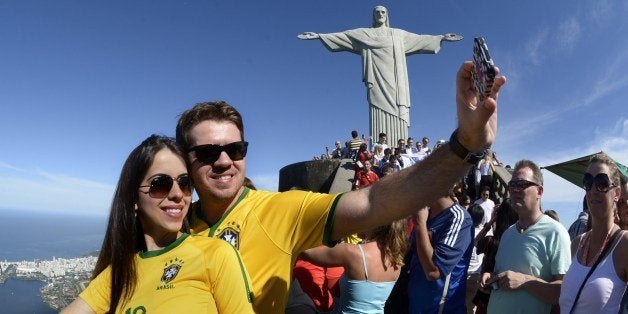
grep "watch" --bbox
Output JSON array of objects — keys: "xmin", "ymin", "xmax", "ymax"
[{"xmin": 448, "ymin": 129, "xmax": 487, "ymax": 164}]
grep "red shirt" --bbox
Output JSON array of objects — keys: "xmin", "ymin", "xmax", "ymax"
[{"xmin": 357, "ymin": 170, "xmax": 379, "ymax": 187}]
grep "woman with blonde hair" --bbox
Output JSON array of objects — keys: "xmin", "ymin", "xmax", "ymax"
[
  {"xmin": 373, "ymin": 144, "xmax": 385, "ymax": 165},
  {"xmin": 559, "ymin": 153, "xmax": 627, "ymax": 313},
  {"xmin": 300, "ymin": 219, "xmax": 408, "ymax": 313}
]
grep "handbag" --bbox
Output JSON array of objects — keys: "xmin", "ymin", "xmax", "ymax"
[{"xmin": 569, "ymin": 228, "xmax": 622, "ymax": 314}]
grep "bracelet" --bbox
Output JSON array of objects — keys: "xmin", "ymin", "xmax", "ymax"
[{"xmin": 448, "ymin": 129, "xmax": 488, "ymax": 164}]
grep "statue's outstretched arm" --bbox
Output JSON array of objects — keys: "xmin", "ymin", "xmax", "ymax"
[
  {"xmin": 443, "ymin": 33, "xmax": 463, "ymax": 42},
  {"xmin": 297, "ymin": 32, "xmax": 320, "ymax": 40}
]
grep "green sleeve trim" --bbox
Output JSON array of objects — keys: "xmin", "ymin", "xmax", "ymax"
[
  {"xmin": 208, "ymin": 187, "xmax": 250, "ymax": 237},
  {"xmin": 322, "ymin": 193, "xmax": 343, "ymax": 247},
  {"xmin": 139, "ymin": 233, "xmax": 189, "ymax": 258},
  {"xmin": 230, "ymin": 244, "xmax": 254, "ymax": 303}
]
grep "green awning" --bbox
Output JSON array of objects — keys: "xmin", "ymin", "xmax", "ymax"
[{"xmin": 542, "ymin": 151, "xmax": 628, "ymax": 189}]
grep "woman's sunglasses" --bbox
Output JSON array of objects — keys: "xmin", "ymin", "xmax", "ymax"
[
  {"xmin": 190, "ymin": 141, "xmax": 248, "ymax": 165},
  {"xmin": 583, "ymin": 173, "xmax": 616, "ymax": 193},
  {"xmin": 139, "ymin": 174, "xmax": 192, "ymax": 199},
  {"xmin": 507, "ymin": 179, "xmax": 539, "ymax": 192}
]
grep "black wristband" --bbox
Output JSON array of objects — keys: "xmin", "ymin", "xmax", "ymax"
[{"xmin": 448, "ymin": 129, "xmax": 487, "ymax": 164}]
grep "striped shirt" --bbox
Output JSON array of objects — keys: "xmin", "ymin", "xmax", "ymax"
[{"xmin": 408, "ymin": 203, "xmax": 474, "ymax": 313}]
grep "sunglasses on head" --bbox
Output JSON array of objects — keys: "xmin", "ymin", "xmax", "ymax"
[
  {"xmin": 190, "ymin": 141, "xmax": 248, "ymax": 165},
  {"xmin": 583, "ymin": 173, "xmax": 616, "ymax": 193},
  {"xmin": 139, "ymin": 174, "xmax": 192, "ymax": 199},
  {"xmin": 508, "ymin": 179, "xmax": 539, "ymax": 192}
]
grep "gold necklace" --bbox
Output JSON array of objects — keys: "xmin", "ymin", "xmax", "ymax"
[{"xmin": 516, "ymin": 214, "xmax": 543, "ymax": 234}]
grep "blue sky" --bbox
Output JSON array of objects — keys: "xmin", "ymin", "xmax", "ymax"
[{"xmin": 1, "ymin": 1, "xmax": 627, "ymax": 227}]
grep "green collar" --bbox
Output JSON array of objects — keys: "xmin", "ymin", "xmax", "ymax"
[
  {"xmin": 195, "ymin": 187, "xmax": 250, "ymax": 237},
  {"xmin": 139, "ymin": 233, "xmax": 189, "ymax": 259}
]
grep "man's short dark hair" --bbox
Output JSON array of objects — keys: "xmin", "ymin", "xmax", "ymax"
[
  {"xmin": 351, "ymin": 130, "xmax": 358, "ymax": 138},
  {"xmin": 459, "ymin": 194, "xmax": 471, "ymax": 206},
  {"xmin": 379, "ymin": 132, "xmax": 386, "ymax": 138},
  {"xmin": 468, "ymin": 204, "xmax": 485, "ymax": 227},
  {"xmin": 176, "ymin": 101, "xmax": 244, "ymax": 151}
]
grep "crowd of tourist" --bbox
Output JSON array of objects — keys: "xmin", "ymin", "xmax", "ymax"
[
  {"xmin": 299, "ymin": 136, "xmax": 628, "ymax": 314},
  {"xmin": 316, "ymin": 131, "xmax": 453, "ymax": 190}
]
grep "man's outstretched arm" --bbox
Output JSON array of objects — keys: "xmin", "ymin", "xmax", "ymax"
[{"xmin": 330, "ymin": 62, "xmax": 506, "ymax": 240}]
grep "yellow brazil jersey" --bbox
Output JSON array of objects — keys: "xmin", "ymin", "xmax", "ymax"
[
  {"xmin": 188, "ymin": 188, "xmax": 341, "ymax": 314},
  {"xmin": 79, "ymin": 234, "xmax": 254, "ymax": 314}
]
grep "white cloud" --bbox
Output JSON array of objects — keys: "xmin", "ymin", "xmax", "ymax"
[
  {"xmin": 248, "ymin": 174, "xmax": 279, "ymax": 192},
  {"xmin": 0, "ymin": 162, "xmax": 113, "ymax": 215},
  {"xmin": 556, "ymin": 17, "xmax": 580, "ymax": 51},
  {"xmin": 525, "ymin": 117, "xmax": 628, "ymax": 168},
  {"xmin": 0, "ymin": 160, "xmax": 282, "ymax": 215},
  {"xmin": 0, "ymin": 161, "xmax": 25, "ymax": 172},
  {"xmin": 498, "ymin": 49, "xmax": 628, "ymax": 148},
  {"xmin": 525, "ymin": 28, "xmax": 549, "ymax": 66},
  {"xmin": 592, "ymin": 118, "xmax": 628, "ymax": 164},
  {"xmin": 587, "ymin": 0, "xmax": 614, "ymax": 24},
  {"xmin": 541, "ymin": 170, "xmax": 584, "ymax": 203},
  {"xmin": 520, "ymin": 117, "xmax": 628, "ymax": 225}
]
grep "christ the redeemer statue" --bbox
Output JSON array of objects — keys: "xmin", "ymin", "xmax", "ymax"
[{"xmin": 299, "ymin": 5, "xmax": 462, "ymax": 143}]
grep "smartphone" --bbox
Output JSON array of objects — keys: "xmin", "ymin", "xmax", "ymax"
[
  {"xmin": 489, "ymin": 282, "xmax": 499, "ymax": 290},
  {"xmin": 472, "ymin": 37, "xmax": 496, "ymax": 102}
]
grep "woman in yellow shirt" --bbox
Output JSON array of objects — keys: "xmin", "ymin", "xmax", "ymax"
[{"xmin": 61, "ymin": 135, "xmax": 253, "ymax": 314}]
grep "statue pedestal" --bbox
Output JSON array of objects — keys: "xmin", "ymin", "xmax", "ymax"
[{"xmin": 279, "ymin": 159, "xmax": 355, "ymax": 193}]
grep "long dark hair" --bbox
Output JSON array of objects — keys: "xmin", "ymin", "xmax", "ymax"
[
  {"xmin": 494, "ymin": 200, "xmax": 518, "ymax": 241},
  {"xmin": 92, "ymin": 135, "xmax": 187, "ymax": 313}
]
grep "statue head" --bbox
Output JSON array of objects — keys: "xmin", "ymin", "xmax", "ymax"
[{"xmin": 372, "ymin": 6, "xmax": 389, "ymax": 27}]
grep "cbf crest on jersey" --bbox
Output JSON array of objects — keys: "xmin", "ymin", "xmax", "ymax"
[
  {"xmin": 161, "ymin": 258, "xmax": 184, "ymax": 285},
  {"xmin": 217, "ymin": 221, "xmax": 241, "ymax": 249}
]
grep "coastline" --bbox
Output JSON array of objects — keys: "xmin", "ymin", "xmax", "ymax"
[
  {"xmin": 0, "ymin": 278, "xmax": 56, "ymax": 314},
  {"xmin": 0, "ymin": 253, "xmax": 97, "ymax": 311}
]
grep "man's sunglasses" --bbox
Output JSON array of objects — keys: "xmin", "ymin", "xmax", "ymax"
[
  {"xmin": 139, "ymin": 174, "xmax": 192, "ymax": 199},
  {"xmin": 508, "ymin": 179, "xmax": 539, "ymax": 192},
  {"xmin": 190, "ymin": 141, "xmax": 248, "ymax": 165},
  {"xmin": 583, "ymin": 173, "xmax": 616, "ymax": 193}
]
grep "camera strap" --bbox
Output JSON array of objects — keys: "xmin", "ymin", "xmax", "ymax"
[{"xmin": 570, "ymin": 228, "xmax": 622, "ymax": 314}]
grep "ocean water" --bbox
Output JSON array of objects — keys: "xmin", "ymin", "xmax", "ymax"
[
  {"xmin": 0, "ymin": 279, "xmax": 55, "ymax": 314},
  {"xmin": 0, "ymin": 210, "xmax": 106, "ymax": 313},
  {"xmin": 0, "ymin": 210, "xmax": 106, "ymax": 261}
]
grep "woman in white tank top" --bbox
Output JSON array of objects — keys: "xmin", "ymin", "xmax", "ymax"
[{"xmin": 558, "ymin": 154, "xmax": 628, "ymax": 313}]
